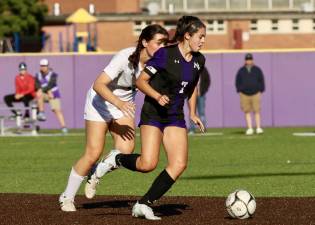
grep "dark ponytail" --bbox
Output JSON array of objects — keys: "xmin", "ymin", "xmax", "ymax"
[
  {"xmin": 172, "ymin": 16, "xmax": 205, "ymax": 43},
  {"xmin": 128, "ymin": 24, "xmax": 168, "ymax": 70}
]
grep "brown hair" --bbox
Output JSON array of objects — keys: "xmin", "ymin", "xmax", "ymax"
[
  {"xmin": 128, "ymin": 24, "xmax": 168, "ymax": 70},
  {"xmin": 171, "ymin": 16, "xmax": 205, "ymax": 43}
]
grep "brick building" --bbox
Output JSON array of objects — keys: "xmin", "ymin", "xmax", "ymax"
[{"xmin": 42, "ymin": 0, "xmax": 315, "ymax": 52}]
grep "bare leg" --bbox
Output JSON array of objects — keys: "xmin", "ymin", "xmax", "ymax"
[
  {"xmin": 245, "ymin": 112, "xmax": 252, "ymax": 129},
  {"xmin": 109, "ymin": 116, "xmax": 135, "ymax": 154},
  {"xmin": 74, "ymin": 120, "xmax": 108, "ymax": 176},
  {"xmin": 255, "ymin": 112, "xmax": 261, "ymax": 129},
  {"xmin": 60, "ymin": 120, "xmax": 108, "ymax": 204},
  {"xmin": 163, "ymin": 126, "xmax": 188, "ymax": 180},
  {"xmin": 136, "ymin": 125, "xmax": 163, "ymax": 172},
  {"xmin": 54, "ymin": 109, "xmax": 66, "ymax": 127},
  {"xmin": 37, "ymin": 91, "xmax": 45, "ymax": 112}
]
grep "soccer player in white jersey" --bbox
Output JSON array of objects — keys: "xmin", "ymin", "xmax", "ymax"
[{"xmin": 59, "ymin": 24, "xmax": 169, "ymax": 212}]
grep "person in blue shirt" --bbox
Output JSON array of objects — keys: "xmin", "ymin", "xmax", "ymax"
[{"xmin": 235, "ymin": 53, "xmax": 265, "ymax": 135}]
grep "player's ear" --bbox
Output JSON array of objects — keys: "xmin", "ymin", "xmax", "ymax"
[
  {"xmin": 142, "ymin": 39, "xmax": 148, "ymax": 48},
  {"xmin": 184, "ymin": 32, "xmax": 191, "ymax": 41}
]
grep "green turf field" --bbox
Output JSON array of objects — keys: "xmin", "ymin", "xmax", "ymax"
[{"xmin": 1, "ymin": 127, "xmax": 315, "ymax": 197}]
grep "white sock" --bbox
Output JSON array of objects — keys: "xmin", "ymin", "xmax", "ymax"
[{"xmin": 62, "ymin": 167, "xmax": 85, "ymax": 200}]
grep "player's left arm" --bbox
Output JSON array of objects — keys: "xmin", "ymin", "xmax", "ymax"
[
  {"xmin": 188, "ymin": 87, "xmax": 205, "ymax": 133},
  {"xmin": 188, "ymin": 55, "xmax": 206, "ymax": 132}
]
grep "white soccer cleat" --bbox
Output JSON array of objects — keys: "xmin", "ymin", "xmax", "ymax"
[
  {"xmin": 256, "ymin": 127, "xmax": 264, "ymax": 134},
  {"xmin": 85, "ymin": 173, "xmax": 100, "ymax": 199},
  {"xmin": 245, "ymin": 128, "xmax": 254, "ymax": 135},
  {"xmin": 95, "ymin": 149, "xmax": 121, "ymax": 178},
  {"xmin": 132, "ymin": 202, "xmax": 161, "ymax": 220},
  {"xmin": 59, "ymin": 194, "xmax": 76, "ymax": 212}
]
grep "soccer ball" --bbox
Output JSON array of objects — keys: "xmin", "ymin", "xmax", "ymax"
[{"xmin": 225, "ymin": 189, "xmax": 256, "ymax": 219}]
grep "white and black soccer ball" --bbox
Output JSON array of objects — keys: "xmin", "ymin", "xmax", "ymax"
[{"xmin": 225, "ymin": 189, "xmax": 256, "ymax": 219}]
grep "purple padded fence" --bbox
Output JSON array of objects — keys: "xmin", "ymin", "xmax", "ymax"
[{"xmin": 1, "ymin": 51, "xmax": 314, "ymax": 129}]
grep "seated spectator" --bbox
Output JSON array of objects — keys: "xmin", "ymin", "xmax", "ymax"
[
  {"xmin": 3, "ymin": 62, "xmax": 35, "ymax": 119},
  {"xmin": 35, "ymin": 58, "xmax": 68, "ymax": 134}
]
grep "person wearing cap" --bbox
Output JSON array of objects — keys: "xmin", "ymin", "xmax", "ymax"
[
  {"xmin": 3, "ymin": 62, "xmax": 35, "ymax": 119},
  {"xmin": 235, "ymin": 53, "xmax": 265, "ymax": 135},
  {"xmin": 35, "ymin": 58, "xmax": 68, "ymax": 133}
]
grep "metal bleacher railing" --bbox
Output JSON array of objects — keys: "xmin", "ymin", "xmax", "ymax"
[{"xmin": 0, "ymin": 102, "xmax": 39, "ymax": 136}]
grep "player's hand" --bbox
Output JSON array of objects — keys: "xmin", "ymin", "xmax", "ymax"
[
  {"xmin": 190, "ymin": 115, "xmax": 205, "ymax": 133},
  {"xmin": 157, "ymin": 95, "xmax": 169, "ymax": 106},
  {"xmin": 47, "ymin": 91, "xmax": 54, "ymax": 99},
  {"xmin": 119, "ymin": 101, "xmax": 136, "ymax": 118},
  {"xmin": 15, "ymin": 94, "xmax": 23, "ymax": 100}
]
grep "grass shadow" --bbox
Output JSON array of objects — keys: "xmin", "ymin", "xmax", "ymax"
[
  {"xmin": 82, "ymin": 199, "xmax": 133, "ymax": 209},
  {"xmin": 154, "ymin": 203, "xmax": 190, "ymax": 217},
  {"xmin": 182, "ymin": 171, "xmax": 315, "ymax": 180}
]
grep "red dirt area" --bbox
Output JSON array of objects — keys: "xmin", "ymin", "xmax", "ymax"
[{"xmin": 0, "ymin": 194, "xmax": 314, "ymax": 225}]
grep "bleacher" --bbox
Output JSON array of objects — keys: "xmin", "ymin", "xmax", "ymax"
[{"xmin": 0, "ymin": 101, "xmax": 39, "ymax": 136}]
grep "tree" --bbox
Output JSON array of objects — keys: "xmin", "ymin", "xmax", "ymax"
[{"xmin": 0, "ymin": 0, "xmax": 48, "ymax": 38}]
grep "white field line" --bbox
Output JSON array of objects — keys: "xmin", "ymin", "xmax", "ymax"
[
  {"xmin": 0, "ymin": 131, "xmax": 224, "ymax": 137},
  {"xmin": 292, "ymin": 132, "xmax": 315, "ymax": 137}
]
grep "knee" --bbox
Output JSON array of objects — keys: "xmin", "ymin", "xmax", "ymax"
[
  {"xmin": 36, "ymin": 92, "xmax": 42, "ymax": 98},
  {"xmin": 3, "ymin": 95, "xmax": 9, "ymax": 103},
  {"xmin": 170, "ymin": 160, "xmax": 187, "ymax": 174},
  {"xmin": 83, "ymin": 147, "xmax": 102, "ymax": 166},
  {"xmin": 138, "ymin": 159, "xmax": 158, "ymax": 173}
]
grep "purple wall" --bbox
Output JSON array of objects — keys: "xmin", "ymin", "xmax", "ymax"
[{"xmin": 1, "ymin": 51, "xmax": 315, "ymax": 129}]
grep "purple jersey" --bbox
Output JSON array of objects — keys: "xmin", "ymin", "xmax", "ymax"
[
  {"xmin": 35, "ymin": 71, "xmax": 61, "ymax": 98},
  {"xmin": 140, "ymin": 44, "xmax": 205, "ymax": 124}
]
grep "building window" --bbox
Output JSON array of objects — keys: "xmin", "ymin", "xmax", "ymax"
[
  {"xmin": 292, "ymin": 19, "xmax": 299, "ymax": 31},
  {"xmin": 133, "ymin": 21, "xmax": 152, "ymax": 35},
  {"xmin": 206, "ymin": 20, "xmax": 226, "ymax": 33},
  {"xmin": 272, "ymin": 19, "xmax": 278, "ymax": 31},
  {"xmin": 208, "ymin": 0, "xmax": 226, "ymax": 10},
  {"xmin": 187, "ymin": 0, "xmax": 205, "ymax": 11},
  {"xmin": 250, "ymin": 20, "xmax": 258, "ymax": 31},
  {"xmin": 251, "ymin": 0, "xmax": 269, "ymax": 10},
  {"xmin": 294, "ymin": 0, "xmax": 312, "ymax": 8},
  {"xmin": 272, "ymin": 0, "xmax": 290, "ymax": 9},
  {"xmin": 53, "ymin": 3, "xmax": 60, "ymax": 16},
  {"xmin": 230, "ymin": 0, "xmax": 247, "ymax": 10},
  {"xmin": 165, "ymin": 0, "xmax": 184, "ymax": 12},
  {"xmin": 89, "ymin": 4, "xmax": 95, "ymax": 14}
]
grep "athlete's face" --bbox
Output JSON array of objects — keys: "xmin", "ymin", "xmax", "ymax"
[
  {"xmin": 187, "ymin": 27, "xmax": 206, "ymax": 52},
  {"xmin": 144, "ymin": 33, "xmax": 168, "ymax": 57}
]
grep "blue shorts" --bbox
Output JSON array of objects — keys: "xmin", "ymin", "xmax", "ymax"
[{"xmin": 138, "ymin": 119, "xmax": 186, "ymax": 132}]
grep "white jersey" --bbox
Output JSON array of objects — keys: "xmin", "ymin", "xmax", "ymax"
[{"xmin": 84, "ymin": 47, "xmax": 142, "ymax": 122}]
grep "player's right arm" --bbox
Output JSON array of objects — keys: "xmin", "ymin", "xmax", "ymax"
[
  {"xmin": 136, "ymin": 71, "xmax": 169, "ymax": 106},
  {"xmin": 136, "ymin": 48, "xmax": 169, "ymax": 106},
  {"xmin": 93, "ymin": 72, "xmax": 135, "ymax": 118}
]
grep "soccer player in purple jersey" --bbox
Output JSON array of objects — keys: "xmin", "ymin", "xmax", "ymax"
[
  {"xmin": 58, "ymin": 24, "xmax": 168, "ymax": 212},
  {"xmin": 95, "ymin": 16, "xmax": 206, "ymax": 220}
]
